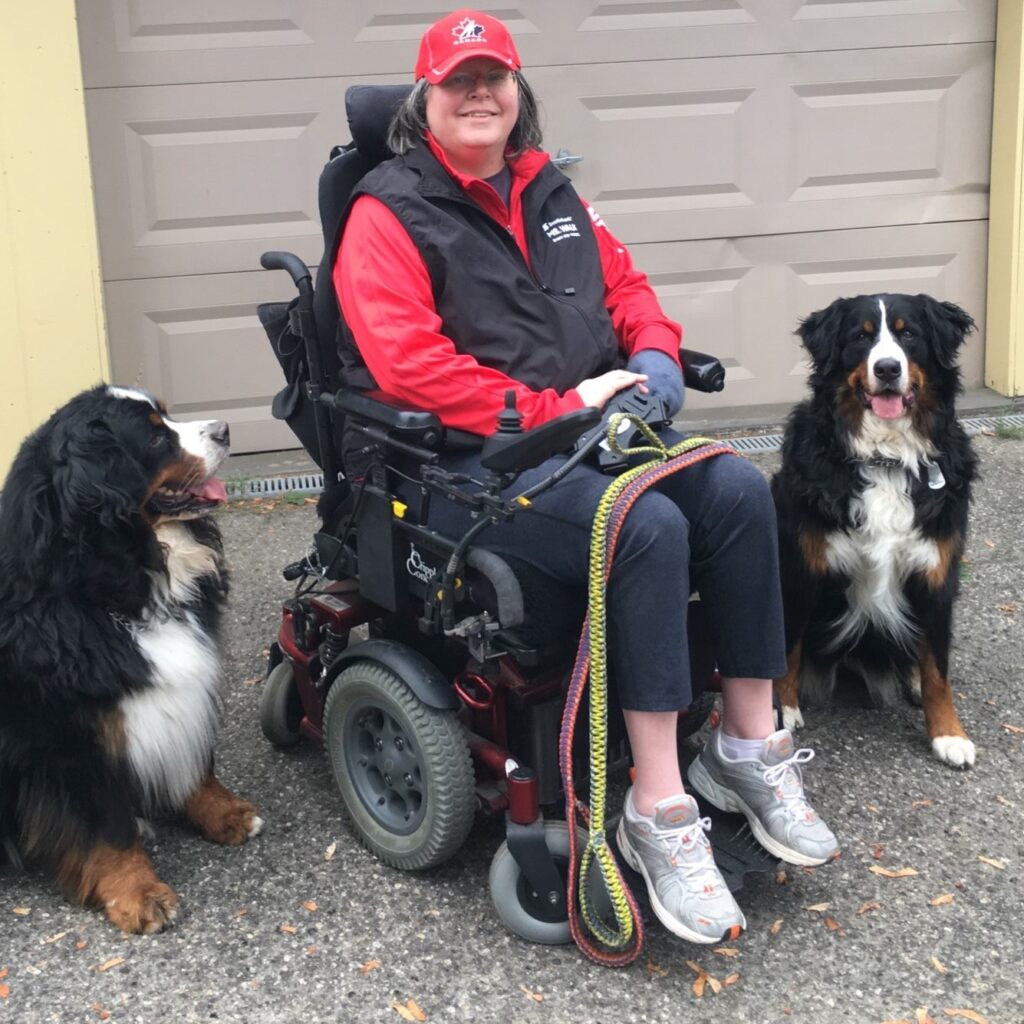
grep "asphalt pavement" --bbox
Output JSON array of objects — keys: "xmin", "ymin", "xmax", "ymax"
[{"xmin": 1, "ymin": 435, "xmax": 1022, "ymax": 1024}]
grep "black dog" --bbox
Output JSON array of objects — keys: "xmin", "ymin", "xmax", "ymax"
[
  {"xmin": 772, "ymin": 294, "xmax": 977, "ymax": 767},
  {"xmin": 0, "ymin": 386, "xmax": 261, "ymax": 932}
]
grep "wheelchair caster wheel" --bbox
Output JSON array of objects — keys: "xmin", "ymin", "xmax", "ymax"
[
  {"xmin": 489, "ymin": 821, "xmax": 614, "ymax": 945},
  {"xmin": 260, "ymin": 661, "xmax": 303, "ymax": 747},
  {"xmin": 323, "ymin": 660, "xmax": 474, "ymax": 870}
]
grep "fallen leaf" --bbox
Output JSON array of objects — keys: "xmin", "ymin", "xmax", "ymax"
[
  {"xmin": 873, "ymin": 844, "xmax": 885, "ymax": 860},
  {"xmin": 858, "ymin": 901, "xmax": 882, "ymax": 915},
  {"xmin": 692, "ymin": 974, "xmax": 706, "ymax": 999},
  {"xmin": 96, "ymin": 957, "xmax": 125, "ymax": 973},
  {"xmin": 233, "ymin": 908, "xmax": 249, "ymax": 918},
  {"xmin": 646, "ymin": 958, "xmax": 668, "ymax": 977},
  {"xmin": 302, "ymin": 900, "xmax": 318, "ymax": 913},
  {"xmin": 41, "ymin": 932, "xmax": 67, "ymax": 945},
  {"xmin": 983, "ymin": 539, "xmax": 995, "ymax": 548},
  {"xmin": 881, "ymin": 1019, "xmax": 913, "ymax": 1024},
  {"xmin": 12, "ymin": 907, "xmax": 31, "ymax": 916},
  {"xmin": 912, "ymin": 799, "xmax": 934, "ymax": 808},
  {"xmin": 686, "ymin": 959, "xmax": 712, "ymax": 998},
  {"xmin": 1000, "ymin": 724, "xmax": 1024, "ymax": 735},
  {"xmin": 722, "ymin": 973, "xmax": 740, "ymax": 987},
  {"xmin": 99, "ymin": 1012, "xmax": 111, "ymax": 1022},
  {"xmin": 359, "ymin": 959, "xmax": 382, "ymax": 974},
  {"xmin": 241, "ymin": 677, "xmax": 259, "ymax": 687},
  {"xmin": 279, "ymin": 923, "xmax": 298, "ymax": 935},
  {"xmin": 943, "ymin": 1011, "xmax": 988, "ymax": 1024},
  {"xmin": 996, "ymin": 603, "xmax": 1018, "ymax": 614},
  {"xmin": 869, "ymin": 865, "xmax": 919, "ymax": 878},
  {"xmin": 866, "ymin": 804, "xmax": 879, "ymax": 813},
  {"xmin": 775, "ymin": 868, "xmax": 788, "ymax": 886},
  {"xmin": 805, "ymin": 902, "xmax": 832, "ymax": 912},
  {"xmin": 713, "ymin": 947, "xmax": 739, "ymax": 957},
  {"xmin": 823, "ymin": 916, "xmax": 845, "ymax": 933},
  {"xmin": 769, "ymin": 918, "xmax": 784, "ymax": 935},
  {"xmin": 261, "ymin": 648, "xmax": 270, "ymax": 657},
  {"xmin": 916, "ymin": 1010, "xmax": 937, "ymax": 1024},
  {"xmin": 0, "ymin": 983, "xmax": 8, "ymax": 1000},
  {"xmin": 306, "ymin": 946, "xmax": 317, "ymax": 956},
  {"xmin": 707, "ymin": 975, "xmax": 722, "ymax": 995},
  {"xmin": 324, "ymin": 842, "xmax": 337, "ymax": 861},
  {"xmin": 75, "ymin": 940, "xmax": 88, "ymax": 950},
  {"xmin": 930, "ymin": 894, "xmax": 955, "ymax": 906},
  {"xmin": 995, "ymin": 795, "xmax": 1014, "ymax": 806},
  {"xmin": 520, "ymin": 986, "xmax": 544, "ymax": 1003},
  {"xmin": 932, "ymin": 957, "xmax": 948, "ymax": 974},
  {"xmin": 391, "ymin": 999, "xmax": 427, "ymax": 1021},
  {"xmin": 976, "ymin": 856, "xmax": 1005, "ymax": 870}
]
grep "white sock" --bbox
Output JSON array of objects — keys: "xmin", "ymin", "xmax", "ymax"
[{"xmin": 718, "ymin": 730, "xmax": 768, "ymax": 761}]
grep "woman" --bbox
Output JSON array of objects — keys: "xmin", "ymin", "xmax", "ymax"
[{"xmin": 335, "ymin": 8, "xmax": 837, "ymax": 945}]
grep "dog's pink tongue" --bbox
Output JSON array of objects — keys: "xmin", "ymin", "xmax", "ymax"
[
  {"xmin": 869, "ymin": 394, "xmax": 905, "ymax": 420},
  {"xmin": 193, "ymin": 477, "xmax": 228, "ymax": 503}
]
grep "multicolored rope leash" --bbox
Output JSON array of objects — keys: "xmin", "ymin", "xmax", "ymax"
[{"xmin": 556, "ymin": 414, "xmax": 736, "ymax": 967}]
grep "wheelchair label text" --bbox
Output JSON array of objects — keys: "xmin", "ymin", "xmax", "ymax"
[{"xmin": 406, "ymin": 544, "xmax": 436, "ymax": 584}]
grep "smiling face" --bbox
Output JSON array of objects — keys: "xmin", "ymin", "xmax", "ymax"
[{"xmin": 425, "ymin": 57, "xmax": 519, "ymax": 177}]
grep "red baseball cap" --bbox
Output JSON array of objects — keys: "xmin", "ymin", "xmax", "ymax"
[{"xmin": 414, "ymin": 9, "xmax": 521, "ymax": 84}]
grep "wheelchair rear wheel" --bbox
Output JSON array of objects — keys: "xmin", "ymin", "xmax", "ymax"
[{"xmin": 323, "ymin": 660, "xmax": 475, "ymax": 870}]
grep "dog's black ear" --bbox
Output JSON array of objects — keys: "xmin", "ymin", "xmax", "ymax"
[
  {"xmin": 919, "ymin": 295, "xmax": 975, "ymax": 369},
  {"xmin": 50, "ymin": 417, "xmax": 146, "ymax": 535},
  {"xmin": 797, "ymin": 300, "xmax": 846, "ymax": 376}
]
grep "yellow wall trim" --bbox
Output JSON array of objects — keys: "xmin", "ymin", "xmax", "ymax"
[
  {"xmin": 0, "ymin": 1, "xmax": 108, "ymax": 480},
  {"xmin": 986, "ymin": 0, "xmax": 1024, "ymax": 396}
]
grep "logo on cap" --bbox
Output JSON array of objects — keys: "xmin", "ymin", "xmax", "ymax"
[{"xmin": 452, "ymin": 17, "xmax": 486, "ymax": 45}]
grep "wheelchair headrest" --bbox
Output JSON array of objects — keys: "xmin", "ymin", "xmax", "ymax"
[{"xmin": 345, "ymin": 84, "xmax": 414, "ymax": 165}]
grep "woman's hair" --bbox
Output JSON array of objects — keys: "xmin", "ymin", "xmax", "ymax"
[{"xmin": 386, "ymin": 73, "xmax": 543, "ymax": 158}]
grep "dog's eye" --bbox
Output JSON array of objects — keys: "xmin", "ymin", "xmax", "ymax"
[
  {"xmin": 148, "ymin": 432, "xmax": 167, "ymax": 449},
  {"xmin": 899, "ymin": 328, "xmax": 913, "ymax": 340}
]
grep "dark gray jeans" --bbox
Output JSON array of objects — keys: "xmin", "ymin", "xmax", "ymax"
[{"xmin": 420, "ymin": 429, "xmax": 786, "ymax": 711}]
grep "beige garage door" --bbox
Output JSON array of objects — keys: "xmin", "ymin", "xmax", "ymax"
[{"xmin": 77, "ymin": 1, "xmax": 997, "ymax": 451}]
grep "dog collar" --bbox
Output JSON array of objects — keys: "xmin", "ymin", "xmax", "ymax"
[{"xmin": 853, "ymin": 454, "xmax": 946, "ymax": 490}]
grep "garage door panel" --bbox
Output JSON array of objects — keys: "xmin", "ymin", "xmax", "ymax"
[
  {"xmin": 104, "ymin": 270, "xmax": 302, "ymax": 453},
  {"xmin": 637, "ymin": 220, "xmax": 987, "ymax": 411},
  {"xmin": 542, "ymin": 42, "xmax": 991, "ymax": 246},
  {"xmin": 77, "ymin": 0, "xmax": 995, "ymax": 87},
  {"xmin": 86, "ymin": 75, "xmax": 405, "ymax": 281}
]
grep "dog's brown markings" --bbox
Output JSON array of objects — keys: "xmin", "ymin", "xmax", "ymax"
[
  {"xmin": 57, "ymin": 841, "xmax": 177, "ymax": 934},
  {"xmin": 924, "ymin": 534, "xmax": 960, "ymax": 590},
  {"xmin": 774, "ymin": 642, "xmax": 802, "ymax": 711},
  {"xmin": 893, "ymin": 317, "xmax": 905, "ymax": 332},
  {"xmin": 96, "ymin": 708, "xmax": 127, "ymax": 760},
  {"xmin": 798, "ymin": 530, "xmax": 829, "ymax": 576},
  {"xmin": 183, "ymin": 775, "xmax": 260, "ymax": 846},
  {"xmin": 147, "ymin": 411, "xmax": 163, "ymax": 428},
  {"xmin": 918, "ymin": 647, "xmax": 968, "ymax": 743},
  {"xmin": 863, "ymin": 320, "xmax": 876, "ymax": 335},
  {"xmin": 839, "ymin": 365, "xmax": 869, "ymax": 424}
]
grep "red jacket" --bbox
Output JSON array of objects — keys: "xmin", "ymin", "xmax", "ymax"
[{"xmin": 335, "ymin": 135, "xmax": 681, "ymax": 434}]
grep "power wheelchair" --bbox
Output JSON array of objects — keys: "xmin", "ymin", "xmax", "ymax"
[{"xmin": 256, "ymin": 84, "xmax": 774, "ymax": 947}]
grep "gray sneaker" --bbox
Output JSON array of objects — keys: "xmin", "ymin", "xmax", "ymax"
[
  {"xmin": 687, "ymin": 728, "xmax": 839, "ymax": 867},
  {"xmin": 616, "ymin": 789, "xmax": 746, "ymax": 944}
]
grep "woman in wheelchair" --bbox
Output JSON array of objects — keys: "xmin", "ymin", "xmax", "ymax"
[{"xmin": 334, "ymin": 9, "xmax": 838, "ymax": 946}]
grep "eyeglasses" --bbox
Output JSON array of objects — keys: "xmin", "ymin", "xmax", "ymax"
[{"xmin": 438, "ymin": 68, "xmax": 515, "ymax": 93}]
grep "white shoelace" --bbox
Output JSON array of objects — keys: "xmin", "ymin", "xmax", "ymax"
[
  {"xmin": 664, "ymin": 816, "xmax": 721, "ymax": 882},
  {"xmin": 762, "ymin": 748, "xmax": 816, "ymax": 808}
]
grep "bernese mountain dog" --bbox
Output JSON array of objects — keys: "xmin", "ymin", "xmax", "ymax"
[
  {"xmin": 0, "ymin": 385, "xmax": 262, "ymax": 933},
  {"xmin": 772, "ymin": 293, "xmax": 977, "ymax": 768}
]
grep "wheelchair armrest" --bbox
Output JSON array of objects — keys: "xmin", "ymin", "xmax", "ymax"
[
  {"xmin": 480, "ymin": 406, "xmax": 601, "ymax": 474},
  {"xmin": 680, "ymin": 347, "xmax": 725, "ymax": 393},
  {"xmin": 333, "ymin": 389, "xmax": 444, "ymax": 449}
]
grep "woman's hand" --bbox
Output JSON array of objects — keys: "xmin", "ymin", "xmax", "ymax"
[{"xmin": 575, "ymin": 369, "xmax": 648, "ymax": 409}]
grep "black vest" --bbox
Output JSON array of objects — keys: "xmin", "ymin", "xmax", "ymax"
[{"xmin": 336, "ymin": 145, "xmax": 623, "ymax": 394}]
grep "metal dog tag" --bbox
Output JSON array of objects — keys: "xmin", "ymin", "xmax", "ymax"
[{"xmin": 927, "ymin": 462, "xmax": 946, "ymax": 490}]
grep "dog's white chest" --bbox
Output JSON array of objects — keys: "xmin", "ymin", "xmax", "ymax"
[
  {"xmin": 824, "ymin": 467, "xmax": 940, "ymax": 647},
  {"xmin": 120, "ymin": 523, "xmax": 222, "ymax": 810}
]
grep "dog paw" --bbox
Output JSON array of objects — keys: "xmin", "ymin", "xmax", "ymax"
[
  {"xmin": 203, "ymin": 800, "xmax": 263, "ymax": 846},
  {"xmin": 106, "ymin": 881, "xmax": 178, "ymax": 934},
  {"xmin": 782, "ymin": 704, "xmax": 805, "ymax": 731},
  {"xmin": 932, "ymin": 735, "xmax": 975, "ymax": 768}
]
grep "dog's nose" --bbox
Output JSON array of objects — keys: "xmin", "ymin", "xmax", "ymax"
[
  {"xmin": 874, "ymin": 358, "xmax": 902, "ymax": 385},
  {"xmin": 207, "ymin": 421, "xmax": 230, "ymax": 447}
]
